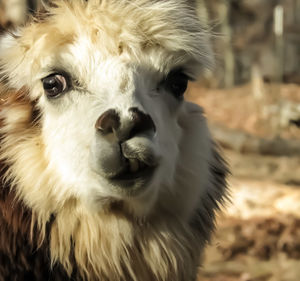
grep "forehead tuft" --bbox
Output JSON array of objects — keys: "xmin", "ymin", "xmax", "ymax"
[
  {"xmin": 0, "ymin": 0, "xmax": 214, "ymax": 90},
  {"xmin": 25, "ymin": 0, "xmax": 212, "ymax": 63}
]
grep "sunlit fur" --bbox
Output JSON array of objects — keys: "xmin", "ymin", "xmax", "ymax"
[{"xmin": 0, "ymin": 1, "xmax": 227, "ymax": 280}]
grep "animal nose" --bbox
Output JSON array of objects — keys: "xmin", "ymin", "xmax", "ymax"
[
  {"xmin": 128, "ymin": 107, "xmax": 156, "ymax": 138},
  {"xmin": 95, "ymin": 107, "xmax": 156, "ymax": 141},
  {"xmin": 95, "ymin": 109, "xmax": 120, "ymax": 134}
]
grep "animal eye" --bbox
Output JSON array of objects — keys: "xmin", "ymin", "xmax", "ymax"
[
  {"xmin": 42, "ymin": 74, "xmax": 68, "ymax": 98},
  {"xmin": 164, "ymin": 70, "xmax": 189, "ymax": 99}
]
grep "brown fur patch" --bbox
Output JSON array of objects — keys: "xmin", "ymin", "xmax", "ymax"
[
  {"xmin": 0, "ymin": 85, "xmax": 77, "ymax": 280},
  {"xmin": 0, "ymin": 165, "xmax": 71, "ymax": 280}
]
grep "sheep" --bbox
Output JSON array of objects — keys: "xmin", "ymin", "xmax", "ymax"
[{"xmin": 0, "ymin": 1, "xmax": 228, "ymax": 280}]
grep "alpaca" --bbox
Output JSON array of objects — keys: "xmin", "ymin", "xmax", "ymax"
[{"xmin": 0, "ymin": 1, "xmax": 228, "ymax": 280}]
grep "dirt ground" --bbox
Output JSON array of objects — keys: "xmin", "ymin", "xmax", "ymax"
[{"xmin": 187, "ymin": 83, "xmax": 300, "ymax": 281}]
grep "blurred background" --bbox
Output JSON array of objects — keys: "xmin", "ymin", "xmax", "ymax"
[
  {"xmin": 195, "ymin": 1, "xmax": 300, "ymax": 281},
  {"xmin": 0, "ymin": 1, "xmax": 299, "ymax": 280}
]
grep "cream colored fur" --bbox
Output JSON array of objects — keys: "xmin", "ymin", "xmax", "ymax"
[{"xmin": 0, "ymin": 1, "xmax": 226, "ymax": 280}]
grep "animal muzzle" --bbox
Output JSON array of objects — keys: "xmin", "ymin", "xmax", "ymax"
[{"xmin": 90, "ymin": 107, "xmax": 159, "ymax": 191}]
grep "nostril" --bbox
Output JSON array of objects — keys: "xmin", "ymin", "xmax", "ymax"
[
  {"xmin": 129, "ymin": 107, "xmax": 156, "ymax": 138},
  {"xmin": 95, "ymin": 108, "xmax": 155, "ymax": 141},
  {"xmin": 95, "ymin": 109, "xmax": 120, "ymax": 134}
]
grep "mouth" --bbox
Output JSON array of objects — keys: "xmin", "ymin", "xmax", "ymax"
[
  {"xmin": 90, "ymin": 136, "xmax": 159, "ymax": 195},
  {"xmin": 109, "ymin": 157, "xmax": 156, "ymax": 190}
]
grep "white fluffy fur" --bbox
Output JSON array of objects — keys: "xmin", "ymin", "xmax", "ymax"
[{"xmin": 0, "ymin": 1, "xmax": 226, "ymax": 280}]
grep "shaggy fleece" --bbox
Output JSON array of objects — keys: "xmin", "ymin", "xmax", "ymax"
[
  {"xmin": 0, "ymin": 90, "xmax": 227, "ymax": 280},
  {"xmin": 0, "ymin": 1, "xmax": 228, "ymax": 280}
]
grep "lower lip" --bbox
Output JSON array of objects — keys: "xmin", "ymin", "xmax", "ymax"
[{"xmin": 109, "ymin": 167, "xmax": 156, "ymax": 190}]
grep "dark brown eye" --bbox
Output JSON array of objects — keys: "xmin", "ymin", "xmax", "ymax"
[
  {"xmin": 42, "ymin": 74, "xmax": 68, "ymax": 98},
  {"xmin": 164, "ymin": 70, "xmax": 189, "ymax": 99}
]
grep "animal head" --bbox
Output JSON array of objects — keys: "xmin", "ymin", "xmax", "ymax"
[
  {"xmin": 0, "ymin": 0, "xmax": 216, "ymax": 218},
  {"xmin": 0, "ymin": 1, "xmax": 227, "ymax": 279}
]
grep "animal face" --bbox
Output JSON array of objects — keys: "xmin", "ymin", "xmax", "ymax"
[
  {"xmin": 0, "ymin": 2, "xmax": 228, "ymax": 280},
  {"xmin": 0, "ymin": 0, "xmax": 215, "ymax": 218}
]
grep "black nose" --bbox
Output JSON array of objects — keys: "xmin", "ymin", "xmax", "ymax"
[{"xmin": 95, "ymin": 107, "xmax": 156, "ymax": 141}]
